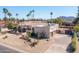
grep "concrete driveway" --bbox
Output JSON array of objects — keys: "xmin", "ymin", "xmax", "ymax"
[{"xmin": 45, "ymin": 34, "xmax": 71, "ymax": 53}]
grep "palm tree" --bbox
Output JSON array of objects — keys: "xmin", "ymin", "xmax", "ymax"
[
  {"xmin": 32, "ymin": 10, "xmax": 35, "ymax": 19},
  {"xmin": 50, "ymin": 12, "xmax": 53, "ymax": 20},
  {"xmin": 26, "ymin": 12, "xmax": 31, "ymax": 20},
  {"xmin": 16, "ymin": 13, "xmax": 19, "ymax": 20},
  {"xmin": 7, "ymin": 12, "xmax": 12, "ymax": 20},
  {"xmin": 3, "ymin": 8, "xmax": 8, "ymax": 18},
  {"xmin": 26, "ymin": 10, "xmax": 35, "ymax": 20}
]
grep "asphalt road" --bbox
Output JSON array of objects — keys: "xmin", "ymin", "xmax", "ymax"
[{"xmin": 0, "ymin": 45, "xmax": 20, "ymax": 53}]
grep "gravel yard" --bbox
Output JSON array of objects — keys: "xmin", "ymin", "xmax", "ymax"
[{"xmin": 0, "ymin": 33, "xmax": 51, "ymax": 53}]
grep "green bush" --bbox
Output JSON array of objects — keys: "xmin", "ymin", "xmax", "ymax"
[
  {"xmin": 27, "ymin": 32, "xmax": 32, "ymax": 37},
  {"xmin": 47, "ymin": 19, "xmax": 53, "ymax": 23},
  {"xmin": 72, "ymin": 32, "xmax": 78, "ymax": 52},
  {"xmin": 53, "ymin": 18, "xmax": 64, "ymax": 24},
  {"xmin": 74, "ymin": 25, "xmax": 79, "ymax": 32},
  {"xmin": 7, "ymin": 22, "xmax": 15, "ymax": 29}
]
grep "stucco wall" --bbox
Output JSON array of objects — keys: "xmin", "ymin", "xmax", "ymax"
[
  {"xmin": 34, "ymin": 26, "xmax": 49, "ymax": 38},
  {"xmin": 33, "ymin": 24, "xmax": 59, "ymax": 38},
  {"xmin": 50, "ymin": 24, "xmax": 59, "ymax": 32}
]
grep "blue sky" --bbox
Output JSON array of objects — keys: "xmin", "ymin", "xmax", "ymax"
[{"xmin": 0, "ymin": 6, "xmax": 77, "ymax": 19}]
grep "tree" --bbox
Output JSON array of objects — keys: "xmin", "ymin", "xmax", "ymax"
[
  {"xmin": 72, "ymin": 32, "xmax": 78, "ymax": 52},
  {"xmin": 74, "ymin": 24, "xmax": 79, "ymax": 32},
  {"xmin": 3, "ymin": 8, "xmax": 8, "ymax": 20},
  {"xmin": 7, "ymin": 12, "xmax": 12, "ymax": 20},
  {"xmin": 47, "ymin": 19, "xmax": 53, "ymax": 23},
  {"xmin": 26, "ymin": 12, "xmax": 31, "ymax": 20},
  {"xmin": 50, "ymin": 12, "xmax": 53, "ymax": 20},
  {"xmin": 7, "ymin": 22, "xmax": 15, "ymax": 30},
  {"xmin": 26, "ymin": 10, "xmax": 35, "ymax": 20},
  {"xmin": 73, "ymin": 17, "xmax": 79, "ymax": 25},
  {"xmin": 53, "ymin": 18, "xmax": 64, "ymax": 25},
  {"xmin": 32, "ymin": 10, "xmax": 35, "ymax": 19},
  {"xmin": 16, "ymin": 13, "xmax": 19, "ymax": 20}
]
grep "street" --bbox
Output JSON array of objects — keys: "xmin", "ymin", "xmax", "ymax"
[{"xmin": 0, "ymin": 45, "xmax": 20, "ymax": 53}]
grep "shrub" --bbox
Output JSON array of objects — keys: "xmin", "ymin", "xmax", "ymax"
[
  {"xmin": 47, "ymin": 19, "xmax": 53, "ymax": 23},
  {"xmin": 31, "ymin": 32, "xmax": 37, "ymax": 38},
  {"xmin": 53, "ymin": 18, "xmax": 64, "ymax": 25},
  {"xmin": 30, "ymin": 41, "xmax": 39, "ymax": 47},
  {"xmin": 7, "ymin": 22, "xmax": 15, "ymax": 29},
  {"xmin": 74, "ymin": 25, "xmax": 79, "ymax": 32},
  {"xmin": 71, "ymin": 32, "xmax": 78, "ymax": 52},
  {"xmin": 27, "ymin": 32, "xmax": 32, "ymax": 37}
]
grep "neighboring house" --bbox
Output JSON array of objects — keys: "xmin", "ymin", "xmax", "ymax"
[
  {"xmin": 18, "ymin": 21, "xmax": 47, "ymax": 30},
  {"xmin": 0, "ymin": 21, "xmax": 8, "ymax": 32},
  {"xmin": 0, "ymin": 21, "xmax": 6, "ymax": 32},
  {"xmin": 48, "ymin": 23, "xmax": 59, "ymax": 37},
  {"xmin": 60, "ymin": 21, "xmax": 74, "ymax": 29},
  {"xmin": 0, "ymin": 21, "xmax": 6, "ymax": 28}
]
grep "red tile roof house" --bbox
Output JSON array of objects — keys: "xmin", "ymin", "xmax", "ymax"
[
  {"xmin": 0, "ymin": 21, "xmax": 8, "ymax": 32},
  {"xmin": 0, "ymin": 21, "xmax": 6, "ymax": 28},
  {"xmin": 0, "ymin": 20, "xmax": 19, "ymax": 32}
]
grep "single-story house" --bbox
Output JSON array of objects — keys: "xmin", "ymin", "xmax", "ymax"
[
  {"xmin": 48, "ymin": 23, "xmax": 59, "ymax": 37},
  {"xmin": 33, "ymin": 24, "xmax": 49, "ymax": 38},
  {"xmin": 33, "ymin": 23, "xmax": 59, "ymax": 38},
  {"xmin": 18, "ymin": 21, "xmax": 59, "ymax": 38}
]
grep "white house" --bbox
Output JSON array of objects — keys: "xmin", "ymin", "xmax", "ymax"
[
  {"xmin": 33, "ymin": 23, "xmax": 59, "ymax": 38},
  {"xmin": 33, "ymin": 25, "xmax": 49, "ymax": 38}
]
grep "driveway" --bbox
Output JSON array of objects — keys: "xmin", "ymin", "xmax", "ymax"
[{"xmin": 45, "ymin": 34, "xmax": 71, "ymax": 53}]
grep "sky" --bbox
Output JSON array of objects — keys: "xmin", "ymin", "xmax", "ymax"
[{"xmin": 0, "ymin": 6, "xmax": 78, "ymax": 19}]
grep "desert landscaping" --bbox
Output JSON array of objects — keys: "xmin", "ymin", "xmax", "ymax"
[{"xmin": 0, "ymin": 7, "xmax": 79, "ymax": 53}]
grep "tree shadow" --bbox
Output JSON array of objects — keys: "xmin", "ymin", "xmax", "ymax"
[{"xmin": 66, "ymin": 43, "xmax": 73, "ymax": 53}]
